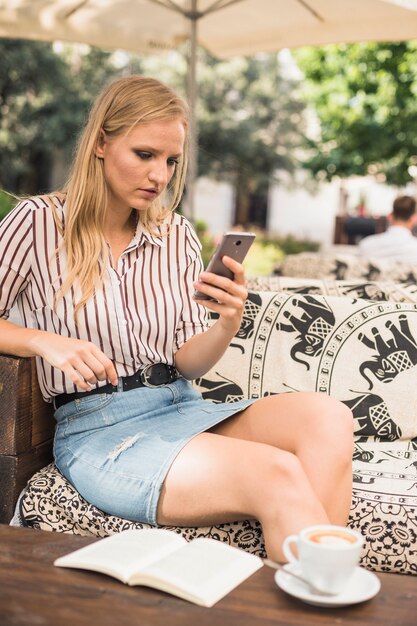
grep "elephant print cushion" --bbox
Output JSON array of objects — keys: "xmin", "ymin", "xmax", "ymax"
[{"xmin": 195, "ymin": 291, "xmax": 417, "ymax": 443}]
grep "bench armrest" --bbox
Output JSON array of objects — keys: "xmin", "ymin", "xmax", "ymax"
[{"xmin": 0, "ymin": 354, "xmax": 54, "ymax": 523}]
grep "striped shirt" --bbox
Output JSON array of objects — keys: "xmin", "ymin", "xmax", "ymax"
[{"xmin": 0, "ymin": 196, "xmax": 208, "ymax": 401}]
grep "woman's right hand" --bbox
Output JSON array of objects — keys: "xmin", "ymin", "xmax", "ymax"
[{"xmin": 30, "ymin": 332, "xmax": 118, "ymax": 391}]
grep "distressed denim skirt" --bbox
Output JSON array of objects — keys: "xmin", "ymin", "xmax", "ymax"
[{"xmin": 53, "ymin": 377, "xmax": 254, "ymax": 525}]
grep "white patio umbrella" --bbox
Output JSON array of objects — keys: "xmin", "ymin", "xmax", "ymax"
[{"xmin": 1, "ymin": 0, "xmax": 417, "ymax": 216}]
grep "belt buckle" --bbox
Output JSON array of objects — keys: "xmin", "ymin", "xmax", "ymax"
[{"xmin": 140, "ymin": 364, "xmax": 160, "ymax": 388}]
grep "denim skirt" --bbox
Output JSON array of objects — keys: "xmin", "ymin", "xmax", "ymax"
[{"xmin": 53, "ymin": 377, "xmax": 254, "ymax": 525}]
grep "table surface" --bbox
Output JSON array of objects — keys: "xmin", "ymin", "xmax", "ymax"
[{"xmin": 0, "ymin": 525, "xmax": 415, "ymax": 626}]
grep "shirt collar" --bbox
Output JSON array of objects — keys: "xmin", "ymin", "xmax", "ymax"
[{"xmin": 128, "ymin": 221, "xmax": 167, "ymax": 250}]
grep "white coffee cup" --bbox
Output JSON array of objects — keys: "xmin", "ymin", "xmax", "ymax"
[{"xmin": 282, "ymin": 525, "xmax": 364, "ymax": 595}]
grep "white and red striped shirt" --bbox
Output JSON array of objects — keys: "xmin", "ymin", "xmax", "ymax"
[{"xmin": 0, "ymin": 196, "xmax": 208, "ymax": 401}]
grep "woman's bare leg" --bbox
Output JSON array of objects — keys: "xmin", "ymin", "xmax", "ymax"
[
  {"xmin": 157, "ymin": 392, "xmax": 354, "ymax": 561},
  {"xmin": 211, "ymin": 392, "xmax": 354, "ymax": 526},
  {"xmin": 157, "ymin": 431, "xmax": 329, "ymax": 561}
]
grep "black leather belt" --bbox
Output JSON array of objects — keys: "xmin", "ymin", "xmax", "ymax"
[{"xmin": 54, "ymin": 363, "xmax": 178, "ymax": 410}]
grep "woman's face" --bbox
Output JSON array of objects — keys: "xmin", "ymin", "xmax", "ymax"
[{"xmin": 96, "ymin": 118, "xmax": 185, "ymax": 215}]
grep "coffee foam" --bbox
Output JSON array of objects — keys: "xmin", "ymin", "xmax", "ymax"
[{"xmin": 307, "ymin": 530, "xmax": 356, "ymax": 546}]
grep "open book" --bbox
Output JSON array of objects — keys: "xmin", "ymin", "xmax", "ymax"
[{"xmin": 54, "ymin": 529, "xmax": 263, "ymax": 607}]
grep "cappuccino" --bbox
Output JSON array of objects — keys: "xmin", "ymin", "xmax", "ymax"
[
  {"xmin": 282, "ymin": 525, "xmax": 364, "ymax": 594},
  {"xmin": 307, "ymin": 529, "xmax": 357, "ymax": 546}
]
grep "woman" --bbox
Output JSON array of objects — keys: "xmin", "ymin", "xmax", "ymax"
[{"xmin": 0, "ymin": 75, "xmax": 353, "ymax": 561}]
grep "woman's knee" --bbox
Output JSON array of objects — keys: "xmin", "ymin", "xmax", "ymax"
[
  {"xmin": 253, "ymin": 447, "xmax": 333, "ymax": 529},
  {"xmin": 303, "ymin": 393, "xmax": 354, "ymax": 458},
  {"xmin": 249, "ymin": 448, "xmax": 314, "ymax": 513}
]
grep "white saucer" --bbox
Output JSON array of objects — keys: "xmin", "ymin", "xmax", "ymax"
[{"xmin": 275, "ymin": 564, "xmax": 381, "ymax": 608}]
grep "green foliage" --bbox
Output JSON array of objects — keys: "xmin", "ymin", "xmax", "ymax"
[
  {"xmin": 268, "ymin": 234, "xmax": 319, "ymax": 256},
  {"xmin": 295, "ymin": 41, "xmax": 417, "ymax": 185},
  {"xmin": 196, "ymin": 50, "xmax": 308, "ymax": 219},
  {"xmin": 194, "ymin": 220, "xmax": 216, "ymax": 266},
  {"xmin": 0, "ymin": 39, "xmax": 130, "ymax": 194},
  {"xmin": 0, "ymin": 39, "xmax": 66, "ymax": 191},
  {"xmin": 243, "ymin": 239, "xmax": 283, "ymax": 277},
  {"xmin": 0, "ymin": 189, "xmax": 16, "ymax": 221},
  {"xmin": 243, "ymin": 233, "xmax": 318, "ymax": 276}
]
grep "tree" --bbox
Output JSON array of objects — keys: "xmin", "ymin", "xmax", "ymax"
[
  {"xmin": 295, "ymin": 41, "xmax": 417, "ymax": 186},
  {"xmin": 0, "ymin": 39, "xmax": 128, "ymax": 194},
  {"xmin": 196, "ymin": 50, "xmax": 307, "ymax": 224},
  {"xmin": 0, "ymin": 39, "xmax": 67, "ymax": 191}
]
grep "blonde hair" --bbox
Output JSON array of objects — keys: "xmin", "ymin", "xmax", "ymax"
[{"xmin": 55, "ymin": 75, "xmax": 189, "ymax": 318}]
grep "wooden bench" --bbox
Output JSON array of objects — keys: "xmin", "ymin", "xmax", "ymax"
[{"xmin": 0, "ymin": 355, "xmax": 54, "ymax": 523}]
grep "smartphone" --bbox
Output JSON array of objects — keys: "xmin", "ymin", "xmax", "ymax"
[{"xmin": 194, "ymin": 231, "xmax": 256, "ymax": 301}]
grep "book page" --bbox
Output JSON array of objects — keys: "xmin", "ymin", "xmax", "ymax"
[
  {"xmin": 131, "ymin": 537, "xmax": 263, "ymax": 607},
  {"xmin": 54, "ymin": 529, "xmax": 186, "ymax": 582}
]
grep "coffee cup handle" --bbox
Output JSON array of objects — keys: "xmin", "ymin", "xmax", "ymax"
[{"xmin": 282, "ymin": 534, "xmax": 299, "ymax": 564}]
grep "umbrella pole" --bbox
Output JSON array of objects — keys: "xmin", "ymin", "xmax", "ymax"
[{"xmin": 186, "ymin": 0, "xmax": 198, "ymax": 222}]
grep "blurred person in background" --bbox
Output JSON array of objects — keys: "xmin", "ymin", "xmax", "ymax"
[{"xmin": 358, "ymin": 195, "xmax": 417, "ymax": 261}]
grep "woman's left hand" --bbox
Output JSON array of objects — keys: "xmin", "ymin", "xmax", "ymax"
[{"xmin": 193, "ymin": 256, "xmax": 248, "ymax": 335}]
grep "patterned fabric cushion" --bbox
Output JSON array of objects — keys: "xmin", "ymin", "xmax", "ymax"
[
  {"xmin": 351, "ymin": 441, "xmax": 417, "ymax": 575},
  {"xmin": 16, "ymin": 289, "xmax": 417, "ymax": 575},
  {"xmin": 197, "ymin": 291, "xmax": 417, "ymax": 442},
  {"xmin": 276, "ymin": 252, "xmax": 417, "ymax": 284}
]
